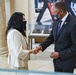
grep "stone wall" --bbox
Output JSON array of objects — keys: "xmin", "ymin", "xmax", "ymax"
[{"xmin": 0, "ymin": 0, "xmax": 8, "ymax": 57}]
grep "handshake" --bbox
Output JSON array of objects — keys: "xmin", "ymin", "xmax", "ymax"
[
  {"xmin": 29, "ymin": 46, "xmax": 42, "ymax": 54},
  {"xmin": 29, "ymin": 45, "xmax": 59, "ymax": 59}
]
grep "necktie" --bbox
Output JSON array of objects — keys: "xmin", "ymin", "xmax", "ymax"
[{"xmin": 57, "ymin": 20, "xmax": 62, "ymax": 35}]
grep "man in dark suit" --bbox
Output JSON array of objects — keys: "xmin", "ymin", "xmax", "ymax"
[{"xmin": 33, "ymin": 2, "xmax": 76, "ymax": 73}]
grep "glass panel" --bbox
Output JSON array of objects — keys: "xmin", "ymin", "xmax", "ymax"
[
  {"xmin": 29, "ymin": 22, "xmax": 53, "ymax": 34},
  {"xmin": 0, "ymin": 68, "xmax": 75, "ymax": 75}
]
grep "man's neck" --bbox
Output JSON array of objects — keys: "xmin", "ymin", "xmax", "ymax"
[{"xmin": 60, "ymin": 11, "xmax": 67, "ymax": 19}]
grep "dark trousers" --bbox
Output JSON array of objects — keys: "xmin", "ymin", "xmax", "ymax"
[{"xmin": 54, "ymin": 61, "xmax": 74, "ymax": 73}]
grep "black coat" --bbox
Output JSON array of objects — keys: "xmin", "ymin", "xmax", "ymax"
[{"xmin": 40, "ymin": 14, "xmax": 76, "ymax": 69}]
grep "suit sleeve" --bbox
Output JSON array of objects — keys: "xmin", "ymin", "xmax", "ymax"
[
  {"xmin": 59, "ymin": 24, "xmax": 76, "ymax": 60},
  {"xmin": 40, "ymin": 29, "xmax": 54, "ymax": 51},
  {"xmin": 11, "ymin": 31, "xmax": 29, "ymax": 60}
]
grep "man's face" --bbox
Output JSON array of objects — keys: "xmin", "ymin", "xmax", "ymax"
[
  {"xmin": 51, "ymin": 5, "xmax": 63, "ymax": 19},
  {"xmin": 52, "ymin": 5, "xmax": 59, "ymax": 15}
]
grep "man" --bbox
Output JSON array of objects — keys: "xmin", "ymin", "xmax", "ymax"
[{"xmin": 33, "ymin": 2, "xmax": 76, "ymax": 73}]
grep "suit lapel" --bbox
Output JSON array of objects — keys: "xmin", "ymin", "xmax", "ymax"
[
  {"xmin": 53, "ymin": 21, "xmax": 59, "ymax": 41},
  {"xmin": 55, "ymin": 14, "xmax": 70, "ymax": 41}
]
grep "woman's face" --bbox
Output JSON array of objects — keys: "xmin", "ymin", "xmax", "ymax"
[
  {"xmin": 23, "ymin": 15, "xmax": 26, "ymax": 22},
  {"xmin": 22, "ymin": 15, "xmax": 27, "ymax": 30}
]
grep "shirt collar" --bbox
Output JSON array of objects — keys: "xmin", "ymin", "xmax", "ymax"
[{"xmin": 61, "ymin": 12, "xmax": 69, "ymax": 23}]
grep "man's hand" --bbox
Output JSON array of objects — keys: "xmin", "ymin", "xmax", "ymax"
[
  {"xmin": 50, "ymin": 52, "xmax": 59, "ymax": 59},
  {"xmin": 32, "ymin": 46, "xmax": 42, "ymax": 54}
]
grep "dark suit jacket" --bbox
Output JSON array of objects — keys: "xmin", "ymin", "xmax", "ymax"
[{"xmin": 40, "ymin": 14, "xmax": 76, "ymax": 69}]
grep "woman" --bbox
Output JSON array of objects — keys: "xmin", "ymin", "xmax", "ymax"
[{"xmin": 6, "ymin": 12, "xmax": 33, "ymax": 70}]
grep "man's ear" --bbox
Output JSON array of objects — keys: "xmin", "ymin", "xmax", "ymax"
[{"xmin": 60, "ymin": 10, "xmax": 63, "ymax": 14}]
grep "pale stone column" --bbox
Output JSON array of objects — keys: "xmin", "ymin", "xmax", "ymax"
[
  {"xmin": 28, "ymin": 0, "xmax": 35, "ymax": 48},
  {"xmin": 0, "ymin": 0, "xmax": 8, "ymax": 57},
  {"xmin": 28, "ymin": 0, "xmax": 35, "ymax": 25},
  {"xmin": 28, "ymin": 0, "xmax": 35, "ymax": 33}
]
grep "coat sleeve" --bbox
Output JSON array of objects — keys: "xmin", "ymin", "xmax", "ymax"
[
  {"xmin": 40, "ymin": 29, "xmax": 54, "ymax": 51},
  {"xmin": 11, "ymin": 31, "xmax": 29, "ymax": 60}
]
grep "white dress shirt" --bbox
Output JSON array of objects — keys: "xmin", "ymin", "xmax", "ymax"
[{"xmin": 60, "ymin": 12, "xmax": 69, "ymax": 28}]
